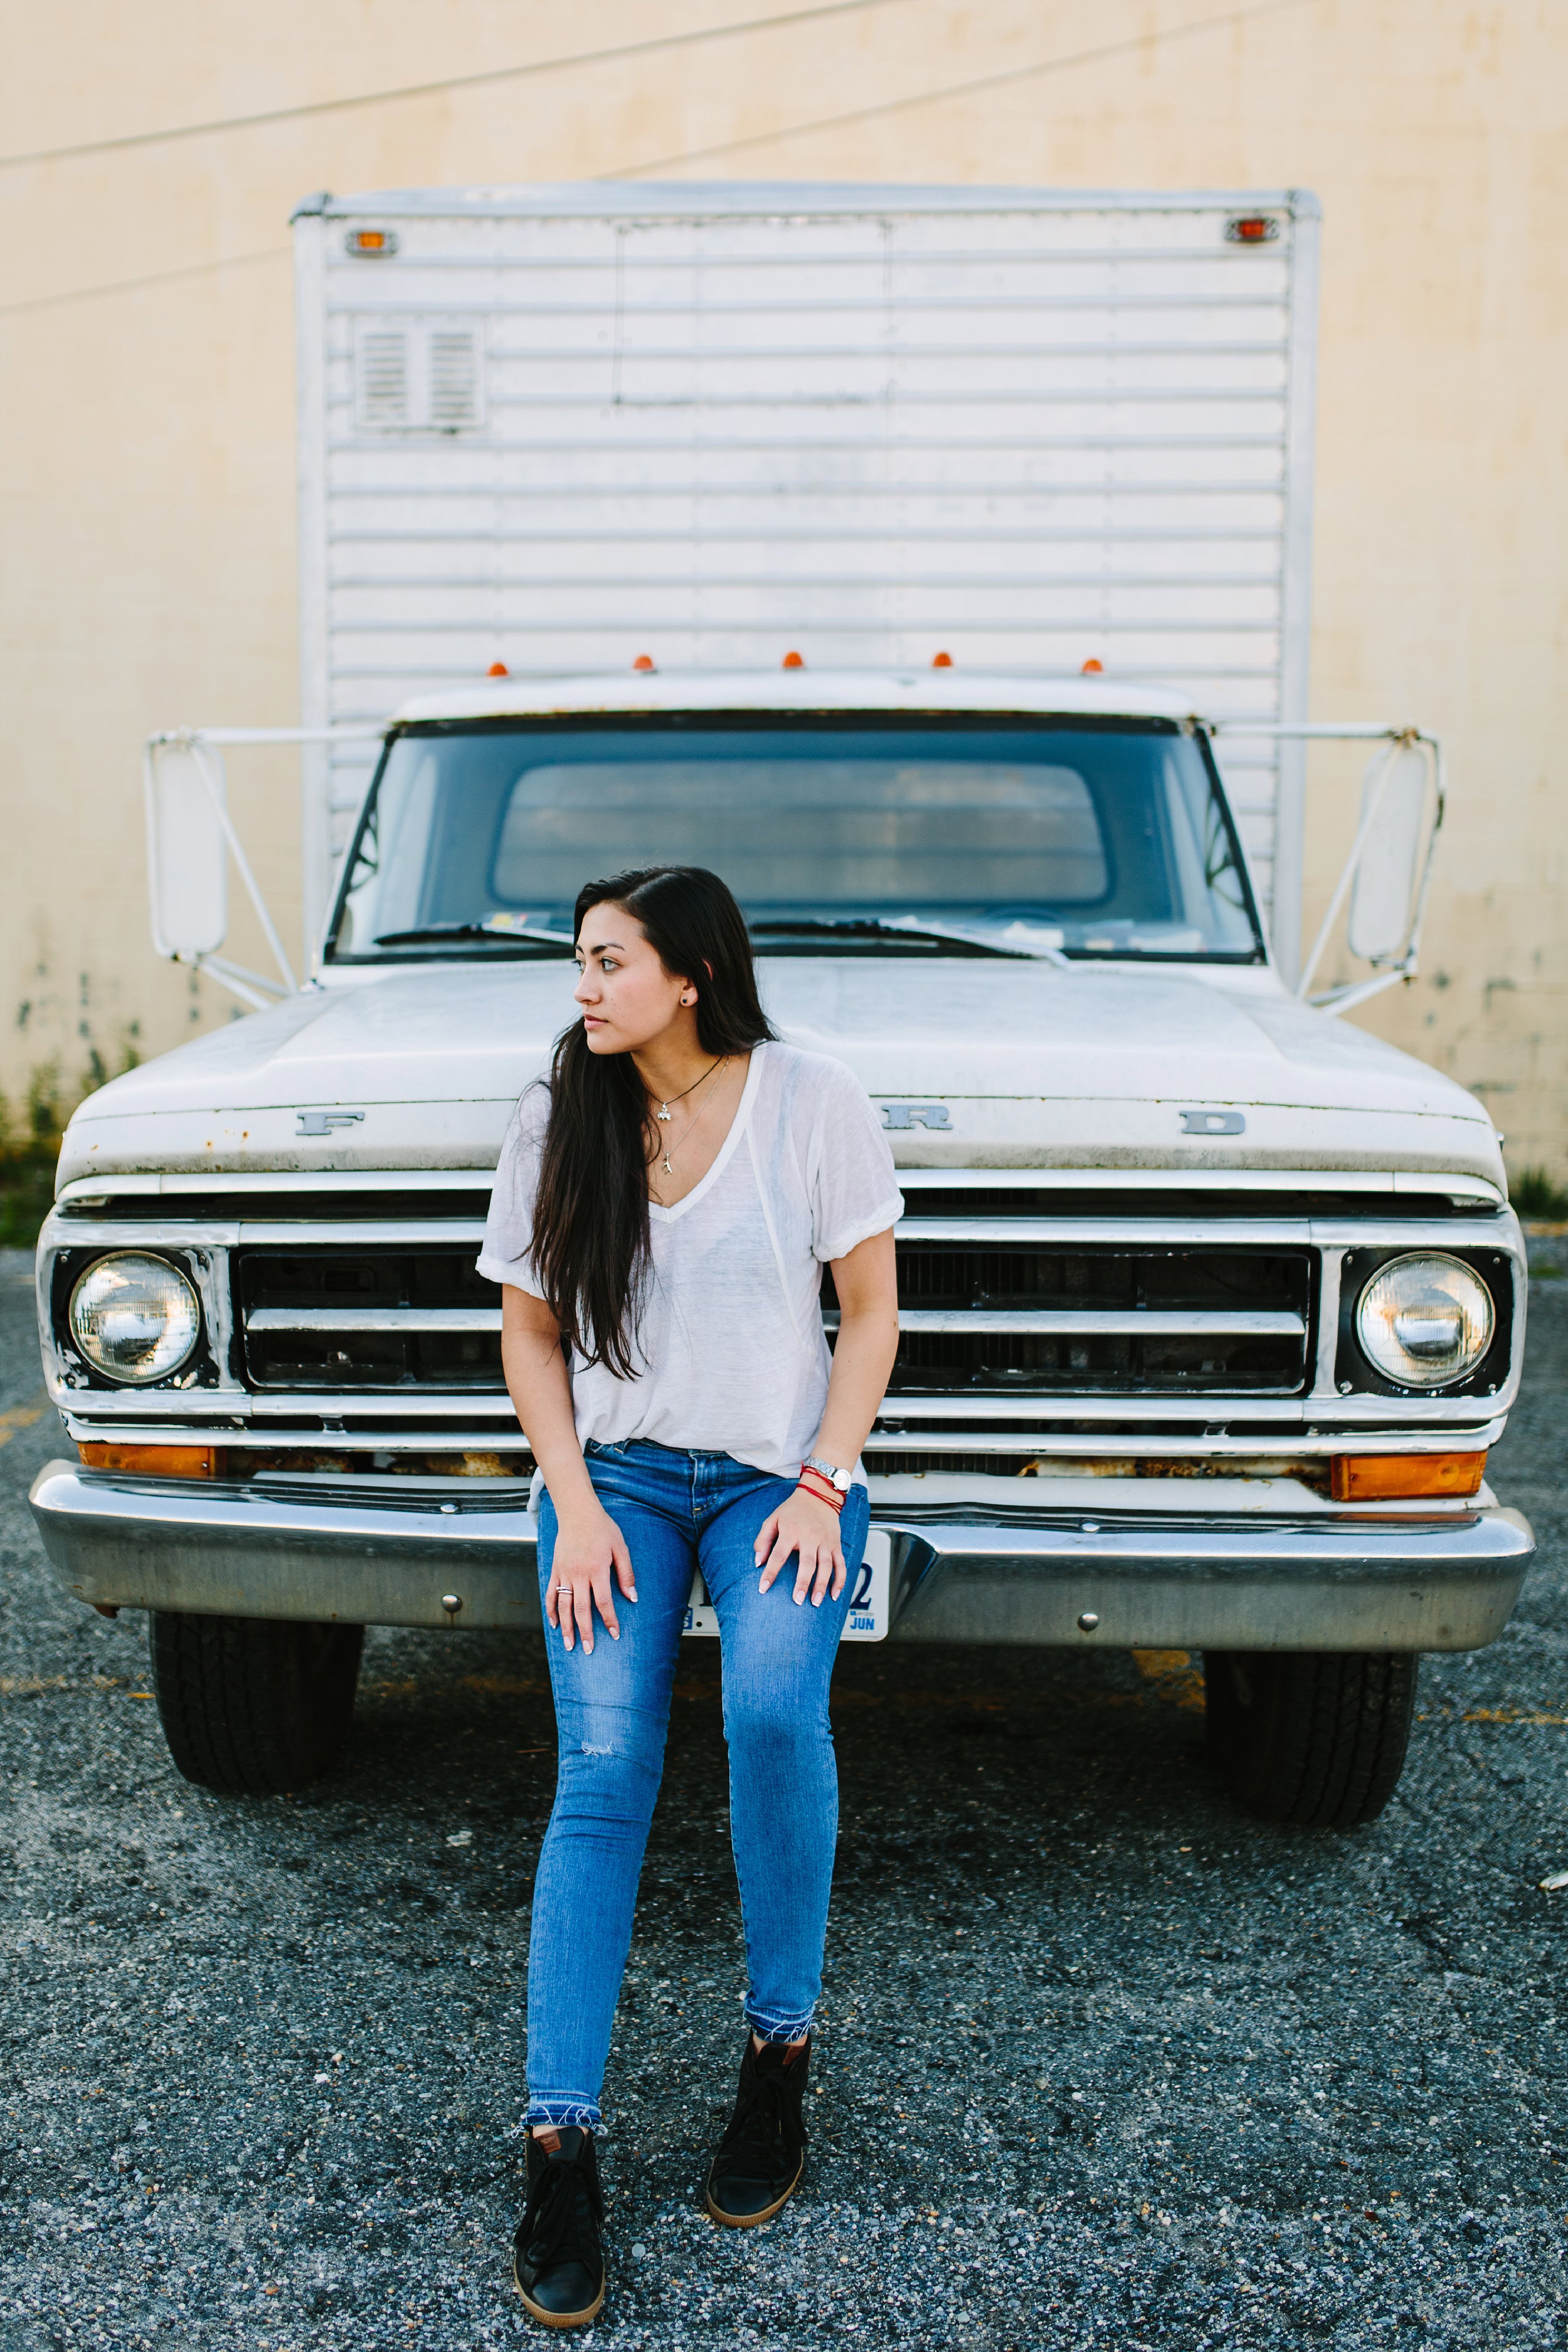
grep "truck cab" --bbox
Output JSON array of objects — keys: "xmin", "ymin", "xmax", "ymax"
[{"xmin": 28, "ymin": 665, "xmax": 1533, "ymax": 1825}]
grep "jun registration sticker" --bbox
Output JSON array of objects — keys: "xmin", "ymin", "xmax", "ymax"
[{"xmin": 683, "ymin": 1528, "xmax": 892, "ymax": 1643}]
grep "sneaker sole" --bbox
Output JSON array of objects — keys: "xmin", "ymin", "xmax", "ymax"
[
  {"xmin": 704, "ymin": 2156, "xmax": 804, "ymax": 2230},
  {"xmin": 514, "ymin": 2273, "xmax": 606, "ymax": 2329}
]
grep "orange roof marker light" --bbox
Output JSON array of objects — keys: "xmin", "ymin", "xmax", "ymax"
[
  {"xmin": 345, "ymin": 227, "xmax": 398, "ymax": 257},
  {"xmin": 1081, "ymin": 658, "xmax": 1104, "ymax": 675},
  {"xmin": 782, "ymin": 650, "xmax": 806, "ymax": 670},
  {"xmin": 1225, "ymin": 214, "xmax": 1279, "ymax": 246},
  {"xmin": 932, "ymin": 651, "xmax": 953, "ymax": 668},
  {"xmin": 632, "ymin": 653, "xmax": 656, "ymax": 672},
  {"xmin": 487, "ymin": 661, "xmax": 509, "ymax": 678}
]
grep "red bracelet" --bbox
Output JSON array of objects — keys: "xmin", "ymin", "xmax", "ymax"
[{"xmin": 796, "ymin": 1470, "xmax": 844, "ymax": 1513}]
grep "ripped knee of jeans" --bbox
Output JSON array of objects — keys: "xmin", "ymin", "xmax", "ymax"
[{"xmin": 557, "ymin": 1708, "xmax": 665, "ymax": 1780}]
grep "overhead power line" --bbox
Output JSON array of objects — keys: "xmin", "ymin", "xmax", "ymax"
[
  {"xmin": 0, "ymin": 0, "xmax": 914, "ymax": 172},
  {"xmin": 612, "ymin": 0, "xmax": 1317, "ymax": 176},
  {"xmin": 0, "ymin": 0, "xmax": 1317, "ymax": 322},
  {"xmin": 0, "ymin": 246, "xmax": 286, "ymax": 321}
]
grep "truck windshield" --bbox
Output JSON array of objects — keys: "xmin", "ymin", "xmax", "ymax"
[{"xmin": 327, "ymin": 717, "xmax": 1263, "ymax": 964}]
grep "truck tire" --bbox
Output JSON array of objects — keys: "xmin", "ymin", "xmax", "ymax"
[
  {"xmin": 1202, "ymin": 1649, "xmax": 1418, "ymax": 1828},
  {"xmin": 149, "ymin": 1611, "xmax": 364, "ymax": 1796}
]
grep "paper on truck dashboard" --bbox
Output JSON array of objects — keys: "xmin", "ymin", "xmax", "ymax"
[{"xmin": 683, "ymin": 1529, "xmax": 892, "ymax": 1643}]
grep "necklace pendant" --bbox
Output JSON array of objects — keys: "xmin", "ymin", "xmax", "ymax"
[
  {"xmin": 656, "ymin": 1103, "xmax": 672, "ymax": 1122},
  {"xmin": 661, "ymin": 1148, "xmax": 673, "ymax": 1176}
]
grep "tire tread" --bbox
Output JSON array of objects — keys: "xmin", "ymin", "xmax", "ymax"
[
  {"xmin": 1204, "ymin": 1648, "xmax": 1418, "ymax": 1828},
  {"xmin": 150, "ymin": 1612, "xmax": 363, "ymax": 1796}
]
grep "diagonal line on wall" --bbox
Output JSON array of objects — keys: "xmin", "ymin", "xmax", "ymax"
[
  {"xmin": 0, "ymin": 0, "xmax": 920, "ymax": 172},
  {"xmin": 609, "ymin": 0, "xmax": 1319, "ymax": 176},
  {"xmin": 0, "ymin": 247, "xmax": 288, "ymax": 321}
]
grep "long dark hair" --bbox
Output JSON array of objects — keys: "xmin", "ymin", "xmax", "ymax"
[{"xmin": 530, "ymin": 866, "xmax": 775, "ymax": 1377}]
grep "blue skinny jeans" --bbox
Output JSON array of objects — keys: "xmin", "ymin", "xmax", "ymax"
[{"xmin": 526, "ymin": 1439, "xmax": 870, "ymax": 2131}]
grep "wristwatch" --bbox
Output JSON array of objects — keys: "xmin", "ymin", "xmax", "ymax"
[{"xmin": 802, "ymin": 1455, "xmax": 853, "ymax": 1495}]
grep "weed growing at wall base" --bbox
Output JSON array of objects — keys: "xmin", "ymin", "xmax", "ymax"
[
  {"xmin": 0, "ymin": 1038, "xmax": 143, "ymax": 1243},
  {"xmin": 1510, "ymin": 1166, "xmax": 1568, "ymax": 1220},
  {"xmin": 0, "ymin": 1140, "xmax": 58, "ymax": 1247},
  {"xmin": 0, "ymin": 1063, "xmax": 61, "ymax": 1246}
]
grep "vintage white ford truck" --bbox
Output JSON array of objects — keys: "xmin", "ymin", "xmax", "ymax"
[
  {"xmin": 28, "ymin": 667, "xmax": 1532, "ymax": 1827},
  {"xmin": 21, "ymin": 184, "xmax": 1535, "ymax": 1825}
]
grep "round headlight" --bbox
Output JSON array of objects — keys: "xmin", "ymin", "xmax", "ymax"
[
  {"xmin": 68, "ymin": 1252, "xmax": 201, "ymax": 1385},
  {"xmin": 1354, "ymin": 1252, "xmax": 1495, "ymax": 1389}
]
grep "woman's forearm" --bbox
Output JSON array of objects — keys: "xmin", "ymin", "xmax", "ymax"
[
  {"xmin": 812, "ymin": 1301, "xmax": 901, "ymax": 1467},
  {"xmin": 810, "ymin": 1229, "xmax": 900, "ymax": 1469},
  {"xmin": 500, "ymin": 1287, "xmax": 599, "ymax": 1518}
]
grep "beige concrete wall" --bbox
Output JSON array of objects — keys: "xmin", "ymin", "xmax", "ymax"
[{"xmin": 2, "ymin": 1, "xmax": 1564, "ymax": 1174}]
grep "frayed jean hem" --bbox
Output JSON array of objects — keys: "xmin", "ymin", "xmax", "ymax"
[
  {"xmin": 745, "ymin": 2006, "xmax": 816, "ymax": 2044},
  {"xmin": 526, "ymin": 2099, "xmax": 601, "ymax": 2132}
]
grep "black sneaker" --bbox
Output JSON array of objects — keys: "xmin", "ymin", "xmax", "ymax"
[
  {"xmin": 513, "ymin": 2127, "xmax": 606, "ymax": 2329},
  {"xmin": 704, "ymin": 2034, "xmax": 809, "ymax": 2227}
]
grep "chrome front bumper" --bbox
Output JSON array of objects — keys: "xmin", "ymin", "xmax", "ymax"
[{"xmin": 27, "ymin": 1462, "xmax": 1535, "ymax": 1652}]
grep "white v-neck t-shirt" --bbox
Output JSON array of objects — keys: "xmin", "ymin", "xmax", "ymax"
[{"xmin": 477, "ymin": 1042, "xmax": 903, "ymax": 1481}]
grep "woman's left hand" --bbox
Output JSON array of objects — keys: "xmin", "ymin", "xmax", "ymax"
[{"xmin": 755, "ymin": 1486, "xmax": 849, "ymax": 1607}]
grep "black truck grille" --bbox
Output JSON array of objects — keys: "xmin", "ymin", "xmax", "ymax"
[
  {"xmin": 238, "ymin": 1249, "xmax": 504, "ymax": 1390},
  {"xmin": 236, "ymin": 1238, "xmax": 1312, "ymax": 1399},
  {"xmin": 880, "ymin": 1244, "xmax": 1312, "ymax": 1394}
]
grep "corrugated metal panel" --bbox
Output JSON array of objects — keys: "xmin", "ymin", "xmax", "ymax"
[{"xmin": 295, "ymin": 185, "xmax": 1318, "ymax": 952}]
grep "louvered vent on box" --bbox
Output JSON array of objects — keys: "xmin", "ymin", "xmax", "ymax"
[
  {"xmin": 355, "ymin": 327, "xmax": 409, "ymax": 429},
  {"xmin": 428, "ymin": 331, "xmax": 480, "ymax": 428},
  {"xmin": 353, "ymin": 319, "xmax": 482, "ymax": 434}
]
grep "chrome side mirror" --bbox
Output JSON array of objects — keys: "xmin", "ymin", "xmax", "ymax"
[
  {"xmin": 1347, "ymin": 741, "xmax": 1430, "ymax": 964},
  {"xmin": 141, "ymin": 732, "xmax": 298, "ymax": 1008},
  {"xmin": 145, "ymin": 738, "xmax": 228, "ymax": 959}
]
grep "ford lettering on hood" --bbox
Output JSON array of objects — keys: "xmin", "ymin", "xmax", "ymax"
[{"xmin": 56, "ymin": 957, "xmax": 1503, "ymax": 1189}]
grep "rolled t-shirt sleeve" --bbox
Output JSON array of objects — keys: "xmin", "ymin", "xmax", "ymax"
[
  {"xmin": 476, "ymin": 1081, "xmax": 551, "ymax": 1293},
  {"xmin": 809, "ymin": 1060, "xmax": 905, "ymax": 1262}
]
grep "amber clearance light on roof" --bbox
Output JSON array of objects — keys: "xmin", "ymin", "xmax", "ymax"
[
  {"xmin": 1330, "ymin": 1453, "xmax": 1486, "ymax": 1502},
  {"xmin": 346, "ymin": 228, "xmax": 399, "ymax": 256},
  {"xmin": 1225, "ymin": 215, "xmax": 1279, "ymax": 245}
]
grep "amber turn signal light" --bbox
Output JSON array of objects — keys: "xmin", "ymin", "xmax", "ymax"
[
  {"xmin": 487, "ymin": 661, "xmax": 509, "ymax": 677},
  {"xmin": 78, "ymin": 1442, "xmax": 222, "ymax": 1480},
  {"xmin": 932, "ymin": 650, "xmax": 953, "ymax": 668},
  {"xmin": 632, "ymin": 653, "xmax": 656, "ymax": 672},
  {"xmin": 782, "ymin": 650, "xmax": 805, "ymax": 668},
  {"xmin": 1330, "ymin": 1453, "xmax": 1486, "ymax": 1502},
  {"xmin": 1081, "ymin": 657, "xmax": 1104, "ymax": 674}
]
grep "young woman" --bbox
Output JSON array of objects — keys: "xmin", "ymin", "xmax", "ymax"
[{"xmin": 478, "ymin": 865, "xmax": 903, "ymax": 2329}]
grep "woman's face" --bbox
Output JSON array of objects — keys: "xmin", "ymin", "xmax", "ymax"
[{"xmin": 573, "ymin": 902, "xmax": 692, "ymax": 1055}]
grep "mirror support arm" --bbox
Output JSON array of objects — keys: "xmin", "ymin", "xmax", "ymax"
[
  {"xmin": 144, "ymin": 722, "xmax": 387, "ymax": 999},
  {"xmin": 1306, "ymin": 965, "xmax": 1412, "ymax": 1016},
  {"xmin": 1293, "ymin": 733, "xmax": 1411, "ymax": 1000},
  {"xmin": 1207, "ymin": 720, "xmax": 1444, "ymax": 1011},
  {"xmin": 171, "ymin": 953, "xmax": 280, "ymax": 1012},
  {"xmin": 182, "ymin": 737, "xmax": 299, "ymax": 996}
]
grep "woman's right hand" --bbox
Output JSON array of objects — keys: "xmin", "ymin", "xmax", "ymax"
[{"xmin": 546, "ymin": 1501, "xmax": 637, "ymax": 1654}]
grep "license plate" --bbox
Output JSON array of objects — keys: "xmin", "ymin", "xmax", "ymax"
[{"xmin": 682, "ymin": 1528, "xmax": 891, "ymax": 1643}]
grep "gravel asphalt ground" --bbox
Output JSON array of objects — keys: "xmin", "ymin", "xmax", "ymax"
[{"xmin": 0, "ymin": 1239, "xmax": 1564, "ymax": 2351}]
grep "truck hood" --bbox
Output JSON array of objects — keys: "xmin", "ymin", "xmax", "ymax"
[{"xmin": 58, "ymin": 959, "xmax": 1505, "ymax": 1189}]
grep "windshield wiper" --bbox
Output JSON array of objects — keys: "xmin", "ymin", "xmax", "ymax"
[
  {"xmin": 749, "ymin": 916, "xmax": 1042, "ymax": 961},
  {"xmin": 370, "ymin": 922, "xmax": 574, "ymax": 952}
]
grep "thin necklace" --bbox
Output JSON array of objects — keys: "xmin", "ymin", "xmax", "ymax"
[
  {"xmin": 651, "ymin": 1056, "xmax": 729, "ymax": 1180},
  {"xmin": 648, "ymin": 1055, "xmax": 724, "ymax": 1126}
]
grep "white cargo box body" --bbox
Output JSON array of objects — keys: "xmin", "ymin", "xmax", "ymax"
[{"xmin": 293, "ymin": 183, "xmax": 1320, "ymax": 961}]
